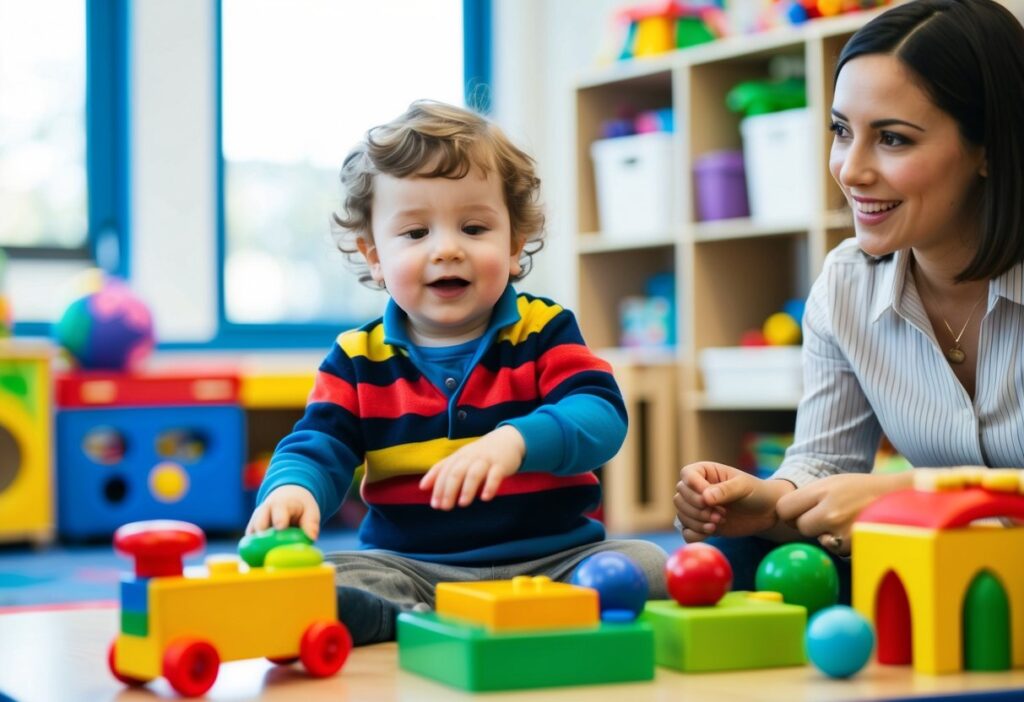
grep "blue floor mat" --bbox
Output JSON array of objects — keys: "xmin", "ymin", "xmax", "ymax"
[{"xmin": 0, "ymin": 529, "xmax": 682, "ymax": 609}]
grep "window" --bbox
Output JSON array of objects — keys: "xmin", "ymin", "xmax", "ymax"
[
  {"xmin": 218, "ymin": 0, "xmax": 490, "ymax": 342},
  {"xmin": 0, "ymin": 0, "xmax": 128, "ymax": 329}
]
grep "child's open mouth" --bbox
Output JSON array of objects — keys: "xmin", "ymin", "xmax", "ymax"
[{"xmin": 428, "ymin": 278, "xmax": 469, "ymax": 289}]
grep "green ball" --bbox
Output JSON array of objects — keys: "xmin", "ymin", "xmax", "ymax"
[
  {"xmin": 238, "ymin": 527, "xmax": 313, "ymax": 567},
  {"xmin": 755, "ymin": 543, "xmax": 839, "ymax": 615}
]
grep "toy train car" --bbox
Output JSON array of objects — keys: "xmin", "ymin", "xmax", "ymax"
[{"xmin": 108, "ymin": 521, "xmax": 349, "ymax": 697}]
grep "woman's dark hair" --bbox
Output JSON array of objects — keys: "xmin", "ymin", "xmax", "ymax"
[{"xmin": 836, "ymin": 0, "xmax": 1024, "ymax": 281}]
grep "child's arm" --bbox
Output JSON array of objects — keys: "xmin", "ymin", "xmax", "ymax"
[{"xmin": 249, "ymin": 346, "xmax": 365, "ymax": 537}]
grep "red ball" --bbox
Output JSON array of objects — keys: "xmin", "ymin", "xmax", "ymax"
[{"xmin": 666, "ymin": 543, "xmax": 733, "ymax": 606}]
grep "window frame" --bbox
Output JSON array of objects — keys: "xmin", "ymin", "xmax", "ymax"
[
  {"xmin": 212, "ymin": 0, "xmax": 492, "ymax": 349},
  {"xmin": 10, "ymin": 0, "xmax": 131, "ymax": 336}
]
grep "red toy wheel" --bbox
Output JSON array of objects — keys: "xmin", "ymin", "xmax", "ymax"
[
  {"xmin": 163, "ymin": 638, "xmax": 220, "ymax": 697},
  {"xmin": 299, "ymin": 620, "xmax": 351, "ymax": 677},
  {"xmin": 107, "ymin": 640, "xmax": 151, "ymax": 687}
]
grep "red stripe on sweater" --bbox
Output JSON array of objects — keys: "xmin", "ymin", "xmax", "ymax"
[
  {"xmin": 359, "ymin": 375, "xmax": 448, "ymax": 419},
  {"xmin": 459, "ymin": 362, "xmax": 540, "ymax": 407},
  {"xmin": 307, "ymin": 371, "xmax": 358, "ymax": 414},
  {"xmin": 537, "ymin": 345, "xmax": 613, "ymax": 396},
  {"xmin": 362, "ymin": 471, "xmax": 599, "ymax": 505}
]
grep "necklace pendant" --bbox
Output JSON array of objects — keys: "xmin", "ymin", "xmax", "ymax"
[{"xmin": 947, "ymin": 347, "xmax": 966, "ymax": 364}]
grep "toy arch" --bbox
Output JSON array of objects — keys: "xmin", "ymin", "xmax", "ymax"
[
  {"xmin": 857, "ymin": 488, "xmax": 1024, "ymax": 529},
  {"xmin": 963, "ymin": 570, "xmax": 1011, "ymax": 671}
]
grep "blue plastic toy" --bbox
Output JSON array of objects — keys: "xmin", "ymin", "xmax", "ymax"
[
  {"xmin": 570, "ymin": 551, "xmax": 649, "ymax": 621},
  {"xmin": 806, "ymin": 605, "xmax": 875, "ymax": 678}
]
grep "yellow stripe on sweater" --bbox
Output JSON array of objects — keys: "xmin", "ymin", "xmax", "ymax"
[
  {"xmin": 338, "ymin": 323, "xmax": 400, "ymax": 362},
  {"xmin": 364, "ymin": 436, "xmax": 478, "ymax": 480},
  {"xmin": 496, "ymin": 297, "xmax": 563, "ymax": 346}
]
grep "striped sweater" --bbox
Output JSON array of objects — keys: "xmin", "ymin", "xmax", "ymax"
[{"xmin": 256, "ymin": 286, "xmax": 628, "ymax": 564}]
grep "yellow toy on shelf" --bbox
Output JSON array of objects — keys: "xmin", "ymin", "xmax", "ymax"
[
  {"xmin": 0, "ymin": 340, "xmax": 55, "ymax": 544},
  {"xmin": 853, "ymin": 467, "xmax": 1024, "ymax": 674},
  {"xmin": 108, "ymin": 522, "xmax": 350, "ymax": 697}
]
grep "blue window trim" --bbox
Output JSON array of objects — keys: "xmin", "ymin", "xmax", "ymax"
[
  {"xmin": 13, "ymin": 0, "xmax": 131, "ymax": 337},
  {"xmin": 208, "ymin": 0, "xmax": 492, "ymax": 350}
]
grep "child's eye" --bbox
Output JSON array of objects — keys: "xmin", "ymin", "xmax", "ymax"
[
  {"xmin": 880, "ymin": 131, "xmax": 910, "ymax": 147},
  {"xmin": 829, "ymin": 122, "xmax": 850, "ymax": 138},
  {"xmin": 403, "ymin": 228, "xmax": 429, "ymax": 240},
  {"xmin": 463, "ymin": 225, "xmax": 488, "ymax": 235}
]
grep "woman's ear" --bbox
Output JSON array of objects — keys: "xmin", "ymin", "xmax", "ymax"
[{"xmin": 356, "ymin": 235, "xmax": 384, "ymax": 284}]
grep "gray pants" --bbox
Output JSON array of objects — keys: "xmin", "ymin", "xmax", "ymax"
[{"xmin": 327, "ymin": 539, "xmax": 669, "ymax": 644}]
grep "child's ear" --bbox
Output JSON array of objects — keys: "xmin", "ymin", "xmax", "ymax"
[
  {"xmin": 356, "ymin": 235, "xmax": 384, "ymax": 284},
  {"xmin": 509, "ymin": 235, "xmax": 526, "ymax": 277}
]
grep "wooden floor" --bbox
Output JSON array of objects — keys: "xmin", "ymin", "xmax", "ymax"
[{"xmin": 2, "ymin": 607, "xmax": 1024, "ymax": 702}]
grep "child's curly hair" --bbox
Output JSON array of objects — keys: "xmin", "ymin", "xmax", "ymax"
[{"xmin": 332, "ymin": 100, "xmax": 545, "ymax": 288}]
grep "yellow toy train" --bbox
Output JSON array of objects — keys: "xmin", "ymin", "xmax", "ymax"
[{"xmin": 107, "ymin": 521, "xmax": 350, "ymax": 697}]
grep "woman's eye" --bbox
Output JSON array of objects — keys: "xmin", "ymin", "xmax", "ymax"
[
  {"xmin": 880, "ymin": 132, "xmax": 909, "ymax": 147},
  {"xmin": 829, "ymin": 122, "xmax": 849, "ymax": 138}
]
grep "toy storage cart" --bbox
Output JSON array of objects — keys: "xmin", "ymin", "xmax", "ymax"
[{"xmin": 56, "ymin": 372, "xmax": 246, "ymax": 540}]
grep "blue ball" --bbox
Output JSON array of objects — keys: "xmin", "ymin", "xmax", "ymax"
[
  {"xmin": 806, "ymin": 605, "xmax": 875, "ymax": 678},
  {"xmin": 782, "ymin": 298, "xmax": 806, "ymax": 326},
  {"xmin": 570, "ymin": 552, "xmax": 649, "ymax": 621}
]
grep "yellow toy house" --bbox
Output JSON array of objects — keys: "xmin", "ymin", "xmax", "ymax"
[{"xmin": 852, "ymin": 468, "xmax": 1024, "ymax": 674}]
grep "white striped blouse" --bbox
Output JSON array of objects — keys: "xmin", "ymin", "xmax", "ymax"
[{"xmin": 773, "ymin": 237, "xmax": 1024, "ymax": 487}]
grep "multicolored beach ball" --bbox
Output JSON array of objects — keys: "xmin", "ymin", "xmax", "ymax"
[{"xmin": 54, "ymin": 277, "xmax": 154, "ymax": 370}]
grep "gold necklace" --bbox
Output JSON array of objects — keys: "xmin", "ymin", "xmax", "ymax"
[{"xmin": 916, "ymin": 269, "xmax": 986, "ymax": 365}]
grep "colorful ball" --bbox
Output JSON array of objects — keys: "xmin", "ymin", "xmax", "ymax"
[
  {"xmin": 665, "ymin": 543, "xmax": 733, "ymax": 606},
  {"xmin": 571, "ymin": 551, "xmax": 649, "ymax": 620},
  {"xmin": 763, "ymin": 311, "xmax": 801, "ymax": 345},
  {"xmin": 806, "ymin": 605, "xmax": 874, "ymax": 678},
  {"xmin": 755, "ymin": 543, "xmax": 839, "ymax": 615},
  {"xmin": 54, "ymin": 277, "xmax": 154, "ymax": 370}
]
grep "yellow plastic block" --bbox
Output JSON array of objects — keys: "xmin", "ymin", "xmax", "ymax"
[
  {"xmin": 982, "ymin": 469, "xmax": 1021, "ymax": 493},
  {"xmin": 239, "ymin": 372, "xmax": 315, "ymax": 408},
  {"xmin": 633, "ymin": 16, "xmax": 674, "ymax": 57},
  {"xmin": 853, "ymin": 522, "xmax": 1024, "ymax": 674},
  {"xmin": 435, "ymin": 576, "xmax": 599, "ymax": 632},
  {"xmin": 114, "ymin": 559, "xmax": 337, "ymax": 680}
]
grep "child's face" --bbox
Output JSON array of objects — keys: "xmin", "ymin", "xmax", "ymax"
[{"xmin": 359, "ymin": 163, "xmax": 524, "ymax": 346}]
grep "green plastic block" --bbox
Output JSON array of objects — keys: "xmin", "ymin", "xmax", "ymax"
[
  {"xmin": 641, "ymin": 592, "xmax": 806, "ymax": 672},
  {"xmin": 120, "ymin": 610, "xmax": 148, "ymax": 637},
  {"xmin": 397, "ymin": 612, "xmax": 654, "ymax": 691}
]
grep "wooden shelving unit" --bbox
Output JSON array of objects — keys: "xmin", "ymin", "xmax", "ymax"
[{"xmin": 573, "ymin": 12, "xmax": 884, "ymax": 530}]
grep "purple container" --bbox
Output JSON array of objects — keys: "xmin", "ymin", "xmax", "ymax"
[{"xmin": 693, "ymin": 150, "xmax": 750, "ymax": 222}]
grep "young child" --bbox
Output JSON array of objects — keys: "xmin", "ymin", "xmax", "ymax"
[{"xmin": 248, "ymin": 100, "xmax": 668, "ymax": 645}]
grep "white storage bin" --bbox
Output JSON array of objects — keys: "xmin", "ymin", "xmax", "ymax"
[
  {"xmin": 590, "ymin": 132, "xmax": 674, "ymax": 239},
  {"xmin": 740, "ymin": 108, "xmax": 812, "ymax": 224},
  {"xmin": 699, "ymin": 346, "xmax": 803, "ymax": 406}
]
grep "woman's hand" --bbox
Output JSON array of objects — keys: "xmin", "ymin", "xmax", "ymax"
[
  {"xmin": 776, "ymin": 471, "xmax": 913, "ymax": 556},
  {"xmin": 674, "ymin": 462, "xmax": 796, "ymax": 542}
]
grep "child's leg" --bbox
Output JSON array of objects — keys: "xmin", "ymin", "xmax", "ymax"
[
  {"xmin": 325, "ymin": 551, "xmax": 482, "ymax": 645},
  {"xmin": 497, "ymin": 539, "xmax": 670, "ymax": 600}
]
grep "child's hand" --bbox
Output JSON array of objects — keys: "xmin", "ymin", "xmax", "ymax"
[
  {"xmin": 246, "ymin": 485, "xmax": 321, "ymax": 541},
  {"xmin": 419, "ymin": 425, "xmax": 526, "ymax": 510},
  {"xmin": 674, "ymin": 462, "xmax": 795, "ymax": 542}
]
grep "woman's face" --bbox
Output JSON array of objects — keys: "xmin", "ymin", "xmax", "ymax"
[{"xmin": 829, "ymin": 54, "xmax": 986, "ymax": 260}]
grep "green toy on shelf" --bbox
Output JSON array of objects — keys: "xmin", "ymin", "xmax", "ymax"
[{"xmin": 726, "ymin": 77, "xmax": 807, "ymax": 117}]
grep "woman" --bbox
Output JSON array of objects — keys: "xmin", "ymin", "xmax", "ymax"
[{"xmin": 674, "ymin": 0, "xmax": 1024, "ymax": 592}]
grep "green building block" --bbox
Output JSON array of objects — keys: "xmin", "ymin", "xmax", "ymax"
[
  {"xmin": 641, "ymin": 592, "xmax": 806, "ymax": 672},
  {"xmin": 397, "ymin": 612, "xmax": 654, "ymax": 691}
]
